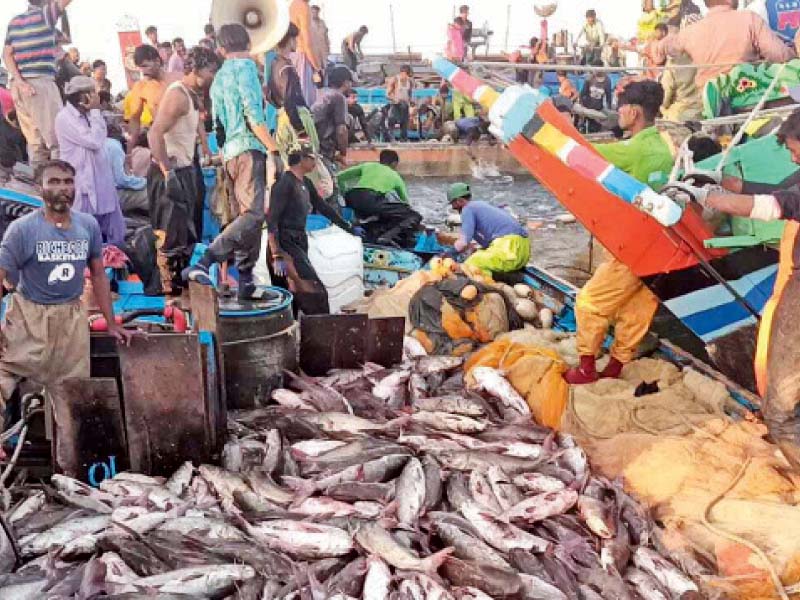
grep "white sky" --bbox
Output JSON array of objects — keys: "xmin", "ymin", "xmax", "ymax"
[{"xmin": 0, "ymin": 0, "xmax": 701, "ymax": 91}]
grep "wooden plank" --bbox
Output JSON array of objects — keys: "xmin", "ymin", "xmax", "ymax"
[
  {"xmin": 118, "ymin": 334, "xmax": 209, "ymax": 476},
  {"xmin": 57, "ymin": 378, "xmax": 128, "ymax": 485},
  {"xmin": 300, "ymin": 314, "xmax": 368, "ymax": 376},
  {"xmin": 189, "ymin": 281, "xmax": 219, "ymax": 335},
  {"xmin": 366, "ymin": 317, "xmax": 405, "ymax": 367}
]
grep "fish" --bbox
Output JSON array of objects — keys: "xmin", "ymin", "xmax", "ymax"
[
  {"xmin": 396, "ymin": 458, "xmax": 426, "ymax": 528},
  {"xmin": 248, "ymin": 520, "xmax": 354, "ymax": 558},
  {"xmin": 441, "ymin": 557, "xmax": 523, "ymax": 598},
  {"xmin": 118, "ymin": 564, "xmax": 256, "ymax": 596},
  {"xmin": 422, "ymin": 455, "xmax": 443, "ymax": 511},
  {"xmin": 486, "ymin": 465, "xmax": 524, "ymax": 511},
  {"xmin": 513, "ymin": 473, "xmax": 567, "ymax": 494},
  {"xmin": 355, "ymin": 522, "xmax": 452, "ymax": 573},
  {"xmin": 157, "ymin": 516, "xmax": 247, "ymax": 541},
  {"xmin": 165, "ymin": 461, "xmax": 194, "ymax": 497},
  {"xmin": 409, "ymin": 374, "xmax": 430, "ymax": 403},
  {"xmin": 303, "ymin": 412, "xmax": 409, "ymax": 436},
  {"xmin": 373, "ymin": 370, "xmax": 411, "ymax": 404},
  {"xmin": 413, "ymin": 395, "xmax": 486, "ymax": 417},
  {"xmin": 416, "ymin": 572, "xmax": 457, "ymax": 599},
  {"xmin": 436, "ymin": 451, "xmax": 542, "ymax": 476},
  {"xmin": 453, "ymin": 587, "xmax": 495, "ymax": 600},
  {"xmin": 8, "ymin": 492, "xmax": 46, "ymax": 525},
  {"xmin": 503, "ymin": 490, "xmax": 579, "ymax": 524},
  {"xmin": 459, "ymin": 501, "xmax": 550, "ymax": 553},
  {"xmin": 245, "ymin": 471, "xmax": 296, "ymax": 506},
  {"xmin": 19, "ymin": 514, "xmax": 110, "ymax": 557},
  {"xmin": 468, "ymin": 471, "xmax": 503, "ymax": 514},
  {"xmin": 363, "ymin": 556, "xmax": 392, "ymax": 600},
  {"xmin": 413, "ymin": 356, "xmax": 464, "ymax": 376},
  {"xmin": 624, "ymin": 567, "xmax": 670, "ymax": 600},
  {"xmin": 51, "ymin": 475, "xmax": 114, "ymax": 514},
  {"xmin": 469, "ymin": 367, "xmax": 530, "ymax": 415},
  {"xmin": 327, "ymin": 481, "xmax": 395, "ymax": 504},
  {"xmin": 272, "ymin": 388, "xmax": 316, "ymax": 410},
  {"xmin": 633, "ymin": 547, "xmax": 699, "ymax": 597},
  {"xmin": 519, "ymin": 572, "xmax": 570, "ymax": 600},
  {"xmin": 433, "ymin": 520, "xmax": 512, "ymax": 570},
  {"xmin": 410, "ymin": 411, "xmax": 487, "ymax": 434},
  {"xmin": 291, "ymin": 439, "xmax": 348, "ymax": 459},
  {"xmin": 577, "ymin": 496, "xmax": 615, "ymax": 539}
]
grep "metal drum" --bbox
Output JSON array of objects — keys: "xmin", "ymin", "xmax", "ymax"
[{"xmin": 217, "ymin": 288, "xmax": 296, "ymax": 409}]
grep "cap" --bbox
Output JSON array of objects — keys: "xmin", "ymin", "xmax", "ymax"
[
  {"xmin": 447, "ymin": 182, "xmax": 471, "ymax": 202},
  {"xmin": 64, "ymin": 75, "xmax": 95, "ymax": 95},
  {"xmin": 287, "ymin": 140, "xmax": 316, "ymax": 159}
]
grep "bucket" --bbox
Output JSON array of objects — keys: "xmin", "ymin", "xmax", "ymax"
[{"xmin": 217, "ymin": 288, "xmax": 297, "ymax": 409}]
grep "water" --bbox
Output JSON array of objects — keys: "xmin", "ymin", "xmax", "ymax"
[{"xmin": 406, "ymin": 173, "xmax": 563, "ymax": 228}]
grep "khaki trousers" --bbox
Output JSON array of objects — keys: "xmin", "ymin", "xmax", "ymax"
[
  {"xmin": 575, "ymin": 258, "xmax": 659, "ymax": 364},
  {"xmin": 0, "ymin": 294, "xmax": 89, "ymax": 476},
  {"xmin": 11, "ymin": 76, "xmax": 63, "ymax": 167}
]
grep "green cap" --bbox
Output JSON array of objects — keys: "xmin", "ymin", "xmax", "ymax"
[{"xmin": 447, "ymin": 182, "xmax": 471, "ymax": 202}]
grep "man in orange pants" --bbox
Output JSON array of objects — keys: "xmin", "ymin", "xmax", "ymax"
[{"xmin": 565, "ymin": 81, "xmax": 674, "ymax": 384}]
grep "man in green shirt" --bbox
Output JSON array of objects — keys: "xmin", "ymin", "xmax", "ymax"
[
  {"xmin": 337, "ymin": 150, "xmax": 422, "ymax": 246},
  {"xmin": 566, "ymin": 80, "xmax": 675, "ymax": 385}
]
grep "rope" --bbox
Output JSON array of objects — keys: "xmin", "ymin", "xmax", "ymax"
[
  {"xmin": 464, "ymin": 59, "xmax": 768, "ymax": 73},
  {"xmin": 701, "ymin": 456, "xmax": 790, "ymax": 600}
]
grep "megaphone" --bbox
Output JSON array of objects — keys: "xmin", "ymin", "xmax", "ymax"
[{"xmin": 211, "ymin": 0, "xmax": 290, "ymax": 56}]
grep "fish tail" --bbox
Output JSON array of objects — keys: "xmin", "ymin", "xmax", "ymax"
[{"xmin": 422, "ymin": 547, "xmax": 454, "ymax": 573}]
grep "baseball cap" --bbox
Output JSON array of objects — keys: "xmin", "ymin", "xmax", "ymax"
[
  {"xmin": 64, "ymin": 75, "xmax": 95, "ymax": 95},
  {"xmin": 447, "ymin": 182, "xmax": 471, "ymax": 202}
]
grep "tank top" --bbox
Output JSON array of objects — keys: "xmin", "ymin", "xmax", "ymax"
[
  {"xmin": 165, "ymin": 81, "xmax": 199, "ymax": 169},
  {"xmin": 394, "ymin": 77, "xmax": 413, "ymax": 104}
]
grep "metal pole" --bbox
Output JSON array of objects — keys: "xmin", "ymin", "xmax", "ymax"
[
  {"xmin": 390, "ymin": 4, "xmax": 397, "ymax": 54},
  {"xmin": 504, "ymin": 4, "xmax": 511, "ymax": 52}
]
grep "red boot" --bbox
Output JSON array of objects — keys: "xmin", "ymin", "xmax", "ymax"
[
  {"xmin": 599, "ymin": 357, "xmax": 624, "ymax": 379},
  {"xmin": 564, "ymin": 355, "xmax": 599, "ymax": 385}
]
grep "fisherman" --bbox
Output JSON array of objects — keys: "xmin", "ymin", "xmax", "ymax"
[
  {"xmin": 311, "ymin": 66, "xmax": 353, "ymax": 165},
  {"xmin": 309, "ymin": 5, "xmax": 331, "ymax": 79},
  {"xmin": 660, "ymin": 14, "xmax": 702, "ymax": 122},
  {"xmin": 669, "ymin": 108, "xmax": 800, "ymax": 470},
  {"xmin": 184, "ymin": 24, "xmax": 282, "ymax": 301},
  {"xmin": 447, "ymin": 182, "xmax": 530, "ymax": 276},
  {"xmin": 158, "ymin": 41, "xmax": 173, "ymax": 66},
  {"xmin": 0, "ymin": 159, "xmax": 133, "ymax": 475},
  {"xmin": 342, "ymin": 26, "xmax": 368, "ymax": 73},
  {"xmin": 347, "ymin": 91, "xmax": 373, "ymax": 144},
  {"xmin": 91, "ymin": 60, "xmax": 106, "ymax": 89},
  {"xmin": 105, "ymin": 122, "xmax": 147, "ymax": 218},
  {"xmin": 575, "ymin": 9, "xmax": 606, "ymax": 66},
  {"xmin": 200, "ymin": 24, "xmax": 217, "ymax": 52},
  {"xmin": 386, "ymin": 65, "xmax": 414, "ymax": 142},
  {"xmin": 148, "ymin": 46, "xmax": 219, "ymax": 295},
  {"xmin": 268, "ymin": 141, "xmax": 356, "ymax": 315},
  {"xmin": 656, "ymin": 0, "xmax": 795, "ymax": 90},
  {"xmin": 55, "ymin": 75, "xmax": 126, "ymax": 246},
  {"xmin": 289, "ymin": 0, "xmax": 323, "ymax": 106},
  {"xmin": 565, "ymin": 80, "xmax": 674, "ymax": 384},
  {"xmin": 126, "ymin": 44, "xmax": 180, "ymax": 160},
  {"xmin": 338, "ymin": 150, "xmax": 422, "ymax": 247},
  {"xmin": 3, "ymin": 0, "xmax": 73, "ymax": 168}
]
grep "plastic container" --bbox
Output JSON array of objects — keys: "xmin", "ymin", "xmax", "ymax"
[{"xmin": 307, "ymin": 226, "xmax": 364, "ymax": 314}]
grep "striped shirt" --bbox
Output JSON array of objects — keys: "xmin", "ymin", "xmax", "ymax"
[{"xmin": 4, "ymin": 1, "xmax": 63, "ymax": 79}]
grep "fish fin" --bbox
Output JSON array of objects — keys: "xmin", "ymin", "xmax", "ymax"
[{"xmin": 421, "ymin": 547, "xmax": 454, "ymax": 573}]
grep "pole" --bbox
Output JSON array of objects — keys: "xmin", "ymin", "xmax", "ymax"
[
  {"xmin": 390, "ymin": 4, "xmax": 397, "ymax": 54},
  {"xmin": 504, "ymin": 4, "xmax": 511, "ymax": 52}
]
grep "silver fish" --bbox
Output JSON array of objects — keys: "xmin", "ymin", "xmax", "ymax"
[
  {"xmin": 51, "ymin": 475, "xmax": 114, "ymax": 514},
  {"xmin": 410, "ymin": 411, "xmax": 487, "ymax": 434},
  {"xmin": 272, "ymin": 388, "xmax": 316, "ymax": 410},
  {"xmin": 291, "ymin": 439, "xmax": 348, "ymax": 459},
  {"xmin": 363, "ymin": 556, "xmax": 392, "ymax": 600},
  {"xmin": 422, "ymin": 455, "xmax": 443, "ymax": 511},
  {"xmin": 624, "ymin": 567, "xmax": 670, "ymax": 600},
  {"xmin": 453, "ymin": 587, "xmax": 494, "ymax": 600},
  {"xmin": 157, "ymin": 516, "xmax": 247, "ymax": 541},
  {"xmin": 432, "ymin": 520, "xmax": 512, "ymax": 570},
  {"xmin": 502, "ymin": 490, "xmax": 579, "ymax": 524},
  {"xmin": 373, "ymin": 370, "xmax": 411, "ymax": 402},
  {"xmin": 519, "ymin": 572, "xmax": 569, "ymax": 600},
  {"xmin": 486, "ymin": 465, "xmax": 524, "ymax": 511},
  {"xmin": 355, "ymin": 522, "xmax": 452, "ymax": 573},
  {"xmin": 121, "ymin": 564, "xmax": 256, "ymax": 596},
  {"xmin": 396, "ymin": 458, "xmax": 426, "ymax": 527},
  {"xmin": 577, "ymin": 496, "xmax": 615, "ymax": 539},
  {"xmin": 512, "ymin": 473, "xmax": 566, "ymax": 495},
  {"xmin": 246, "ymin": 471, "xmax": 295, "ymax": 506},
  {"xmin": 248, "ymin": 520, "xmax": 354, "ymax": 558},
  {"xmin": 165, "ymin": 461, "xmax": 194, "ymax": 497},
  {"xmin": 459, "ymin": 501, "xmax": 550, "ymax": 553},
  {"xmin": 19, "ymin": 514, "xmax": 110, "ymax": 557},
  {"xmin": 633, "ymin": 547, "xmax": 699, "ymax": 597},
  {"xmin": 469, "ymin": 367, "xmax": 530, "ymax": 415},
  {"xmin": 409, "ymin": 374, "xmax": 430, "ymax": 403},
  {"xmin": 8, "ymin": 491, "xmax": 46, "ymax": 524},
  {"xmin": 437, "ymin": 451, "xmax": 541, "ymax": 476},
  {"xmin": 413, "ymin": 395, "xmax": 486, "ymax": 417},
  {"xmin": 413, "ymin": 356, "xmax": 463, "ymax": 375},
  {"xmin": 468, "ymin": 471, "xmax": 503, "ymax": 514},
  {"xmin": 416, "ymin": 573, "xmax": 456, "ymax": 600}
]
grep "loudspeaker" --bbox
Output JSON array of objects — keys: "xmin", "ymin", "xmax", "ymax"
[{"xmin": 211, "ymin": 0, "xmax": 290, "ymax": 55}]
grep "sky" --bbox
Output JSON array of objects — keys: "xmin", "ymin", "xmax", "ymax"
[{"xmin": 0, "ymin": 0, "xmax": 698, "ymax": 91}]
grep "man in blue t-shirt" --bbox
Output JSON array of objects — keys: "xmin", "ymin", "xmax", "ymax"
[
  {"xmin": 0, "ymin": 159, "xmax": 131, "ymax": 475},
  {"xmin": 448, "ymin": 182, "xmax": 530, "ymax": 275}
]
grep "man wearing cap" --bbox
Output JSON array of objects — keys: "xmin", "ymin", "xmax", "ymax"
[
  {"xmin": 565, "ymin": 80, "xmax": 675, "ymax": 385},
  {"xmin": 338, "ymin": 149, "xmax": 421, "ymax": 246},
  {"xmin": 184, "ymin": 24, "xmax": 282, "ymax": 301},
  {"xmin": 311, "ymin": 66, "xmax": 353, "ymax": 164},
  {"xmin": 3, "ymin": 0, "xmax": 74, "ymax": 168},
  {"xmin": 55, "ymin": 75, "xmax": 125, "ymax": 246},
  {"xmin": 268, "ymin": 141, "xmax": 355, "ymax": 314},
  {"xmin": 448, "ymin": 182, "xmax": 530, "ymax": 275}
]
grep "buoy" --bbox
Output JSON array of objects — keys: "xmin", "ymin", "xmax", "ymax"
[
  {"xmin": 516, "ymin": 299, "xmax": 539, "ymax": 321},
  {"xmin": 514, "ymin": 284, "xmax": 533, "ymax": 298}
]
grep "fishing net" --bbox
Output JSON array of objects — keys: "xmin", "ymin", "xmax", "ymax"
[{"xmin": 559, "ymin": 357, "xmax": 800, "ymax": 599}]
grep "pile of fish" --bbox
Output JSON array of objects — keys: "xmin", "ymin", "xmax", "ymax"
[{"xmin": 0, "ymin": 354, "xmax": 708, "ymax": 599}]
